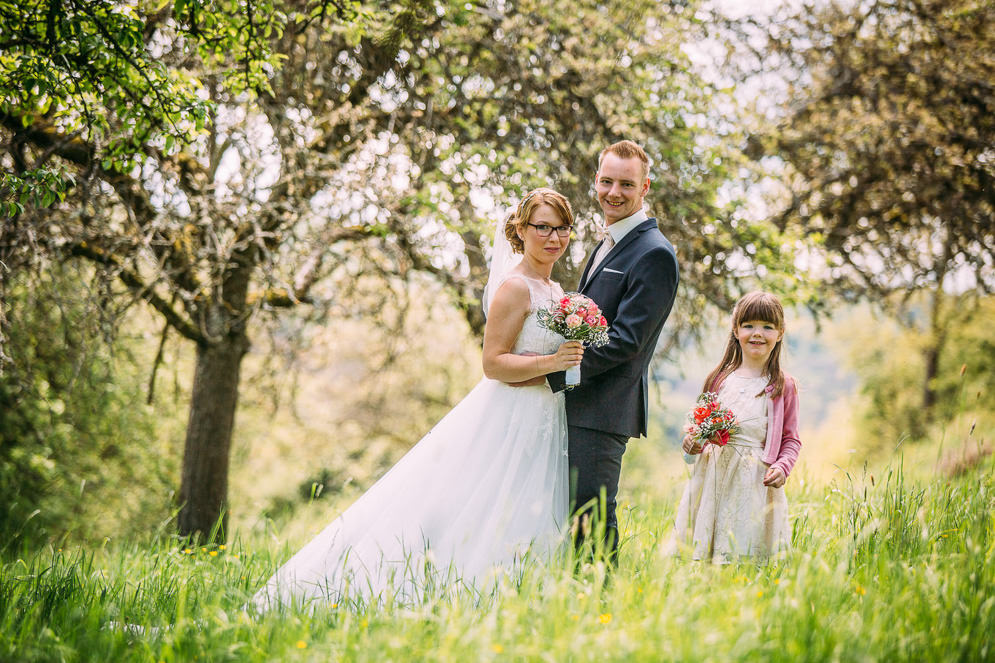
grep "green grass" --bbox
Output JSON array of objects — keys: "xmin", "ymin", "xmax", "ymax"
[{"xmin": 2, "ymin": 458, "xmax": 993, "ymax": 662}]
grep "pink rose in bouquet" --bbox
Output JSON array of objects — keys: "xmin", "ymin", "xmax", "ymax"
[{"xmin": 536, "ymin": 292, "xmax": 610, "ymax": 386}]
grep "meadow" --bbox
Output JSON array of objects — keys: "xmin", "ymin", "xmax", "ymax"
[{"xmin": 2, "ymin": 449, "xmax": 992, "ymax": 662}]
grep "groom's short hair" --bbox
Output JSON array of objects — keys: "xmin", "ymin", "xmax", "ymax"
[{"xmin": 598, "ymin": 140, "xmax": 650, "ymax": 181}]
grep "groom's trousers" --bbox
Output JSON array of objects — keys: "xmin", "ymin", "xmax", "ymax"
[{"xmin": 568, "ymin": 424, "xmax": 628, "ymax": 561}]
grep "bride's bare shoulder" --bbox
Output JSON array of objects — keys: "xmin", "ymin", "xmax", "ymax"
[{"xmin": 492, "ymin": 274, "xmax": 531, "ymax": 305}]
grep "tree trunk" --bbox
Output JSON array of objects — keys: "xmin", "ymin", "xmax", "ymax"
[
  {"xmin": 177, "ymin": 330, "xmax": 250, "ymax": 542},
  {"xmin": 922, "ymin": 262, "xmax": 950, "ymax": 415},
  {"xmin": 922, "ymin": 341, "xmax": 940, "ymax": 412}
]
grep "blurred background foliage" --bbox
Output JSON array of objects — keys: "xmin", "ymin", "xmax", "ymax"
[
  {"xmin": 835, "ymin": 294, "xmax": 995, "ymax": 451},
  {"xmin": 0, "ymin": 0, "xmax": 992, "ymax": 549},
  {"xmin": 0, "ymin": 261, "xmax": 181, "ymax": 550}
]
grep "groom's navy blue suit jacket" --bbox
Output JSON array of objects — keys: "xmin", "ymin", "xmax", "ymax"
[{"xmin": 548, "ymin": 218, "xmax": 679, "ymax": 438}]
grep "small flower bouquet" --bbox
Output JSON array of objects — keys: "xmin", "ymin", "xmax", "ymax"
[
  {"xmin": 685, "ymin": 392, "xmax": 739, "ymax": 448},
  {"xmin": 536, "ymin": 292, "xmax": 610, "ymax": 386}
]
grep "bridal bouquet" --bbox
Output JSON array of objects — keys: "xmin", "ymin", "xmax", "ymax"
[
  {"xmin": 536, "ymin": 292, "xmax": 610, "ymax": 386},
  {"xmin": 685, "ymin": 392, "xmax": 739, "ymax": 447}
]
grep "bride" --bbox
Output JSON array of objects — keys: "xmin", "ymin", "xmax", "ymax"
[{"xmin": 252, "ymin": 188, "xmax": 583, "ymax": 610}]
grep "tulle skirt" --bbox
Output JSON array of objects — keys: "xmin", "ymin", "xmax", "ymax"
[{"xmin": 251, "ymin": 378, "xmax": 568, "ymax": 610}]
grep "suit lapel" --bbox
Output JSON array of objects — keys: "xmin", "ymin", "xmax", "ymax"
[
  {"xmin": 578, "ymin": 241, "xmax": 602, "ymax": 292},
  {"xmin": 581, "ymin": 219, "xmax": 657, "ymax": 292}
]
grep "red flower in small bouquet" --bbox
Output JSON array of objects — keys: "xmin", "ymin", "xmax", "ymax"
[
  {"xmin": 536, "ymin": 292, "xmax": 610, "ymax": 386},
  {"xmin": 685, "ymin": 392, "xmax": 739, "ymax": 447}
]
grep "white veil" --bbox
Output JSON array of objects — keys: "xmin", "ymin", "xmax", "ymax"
[{"xmin": 482, "ymin": 210, "xmax": 522, "ymax": 319}]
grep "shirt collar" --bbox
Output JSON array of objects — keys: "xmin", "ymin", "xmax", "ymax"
[{"xmin": 606, "ymin": 208, "xmax": 648, "ymax": 244}]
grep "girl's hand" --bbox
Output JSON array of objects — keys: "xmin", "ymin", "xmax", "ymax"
[
  {"xmin": 550, "ymin": 341, "xmax": 584, "ymax": 372},
  {"xmin": 681, "ymin": 434, "xmax": 703, "ymax": 455},
  {"xmin": 763, "ymin": 466, "xmax": 786, "ymax": 488}
]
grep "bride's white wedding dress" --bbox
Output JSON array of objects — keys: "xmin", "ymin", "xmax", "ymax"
[{"xmin": 252, "ymin": 274, "xmax": 569, "ymax": 610}]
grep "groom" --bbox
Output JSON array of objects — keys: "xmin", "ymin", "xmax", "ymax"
[{"xmin": 548, "ymin": 140, "xmax": 679, "ymax": 561}]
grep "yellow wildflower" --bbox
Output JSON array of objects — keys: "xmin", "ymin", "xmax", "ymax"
[
  {"xmin": 296, "ymin": 640, "xmax": 307, "ymax": 649},
  {"xmin": 599, "ymin": 613, "xmax": 612, "ymax": 624}
]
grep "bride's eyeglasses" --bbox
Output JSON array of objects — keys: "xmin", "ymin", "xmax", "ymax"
[{"xmin": 527, "ymin": 223, "xmax": 573, "ymax": 238}]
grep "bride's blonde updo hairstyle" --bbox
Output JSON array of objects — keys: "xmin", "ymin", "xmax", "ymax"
[{"xmin": 504, "ymin": 187, "xmax": 574, "ymax": 254}]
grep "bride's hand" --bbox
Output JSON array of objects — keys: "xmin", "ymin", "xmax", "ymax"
[{"xmin": 550, "ymin": 341, "xmax": 584, "ymax": 372}]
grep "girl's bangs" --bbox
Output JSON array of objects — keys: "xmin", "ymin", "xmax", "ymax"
[{"xmin": 735, "ymin": 295, "xmax": 783, "ymax": 327}]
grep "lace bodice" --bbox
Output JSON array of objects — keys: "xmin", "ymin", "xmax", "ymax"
[{"xmin": 502, "ymin": 274, "xmax": 565, "ymax": 356}]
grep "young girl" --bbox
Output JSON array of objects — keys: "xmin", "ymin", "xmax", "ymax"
[{"xmin": 668, "ymin": 291, "xmax": 801, "ymax": 563}]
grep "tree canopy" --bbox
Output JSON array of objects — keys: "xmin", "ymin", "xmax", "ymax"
[
  {"xmin": 752, "ymin": 0, "xmax": 994, "ymax": 299},
  {"xmin": 745, "ymin": 0, "xmax": 994, "ymax": 417}
]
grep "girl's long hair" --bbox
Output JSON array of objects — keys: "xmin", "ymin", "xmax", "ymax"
[{"xmin": 702, "ymin": 291, "xmax": 787, "ymax": 398}]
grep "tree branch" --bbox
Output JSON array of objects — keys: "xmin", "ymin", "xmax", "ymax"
[{"xmin": 68, "ymin": 241, "xmax": 206, "ymax": 343}]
